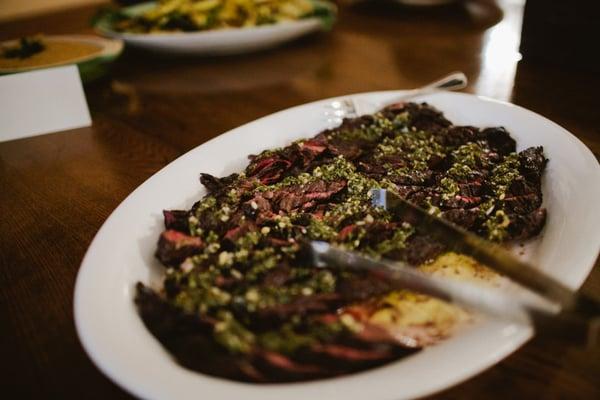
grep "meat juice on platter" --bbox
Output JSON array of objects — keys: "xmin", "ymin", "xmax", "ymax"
[{"xmin": 136, "ymin": 102, "xmax": 548, "ymax": 382}]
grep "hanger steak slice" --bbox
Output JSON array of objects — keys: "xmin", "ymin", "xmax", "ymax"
[{"xmin": 136, "ymin": 102, "xmax": 548, "ymax": 382}]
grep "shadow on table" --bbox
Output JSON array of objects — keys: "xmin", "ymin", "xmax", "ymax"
[
  {"xmin": 101, "ymin": 33, "xmax": 333, "ymax": 96},
  {"xmin": 511, "ymin": 60, "xmax": 600, "ymax": 159},
  {"xmin": 341, "ymin": 0, "xmax": 503, "ymax": 92},
  {"xmin": 344, "ymin": 0, "xmax": 503, "ymax": 37}
]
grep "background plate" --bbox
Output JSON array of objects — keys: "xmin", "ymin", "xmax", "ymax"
[{"xmin": 95, "ymin": 1, "xmax": 336, "ymax": 55}]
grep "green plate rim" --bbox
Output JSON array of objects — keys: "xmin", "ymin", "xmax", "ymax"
[{"xmin": 94, "ymin": 0, "xmax": 338, "ymax": 36}]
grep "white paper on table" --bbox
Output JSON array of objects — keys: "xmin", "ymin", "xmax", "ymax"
[{"xmin": 0, "ymin": 65, "xmax": 92, "ymax": 143}]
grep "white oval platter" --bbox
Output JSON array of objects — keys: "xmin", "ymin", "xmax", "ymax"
[{"xmin": 75, "ymin": 91, "xmax": 600, "ymax": 400}]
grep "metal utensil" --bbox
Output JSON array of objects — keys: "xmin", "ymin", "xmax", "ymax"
[
  {"xmin": 305, "ymin": 240, "xmax": 600, "ymax": 347},
  {"xmin": 308, "ymin": 240, "xmax": 552, "ymax": 322},
  {"xmin": 369, "ymin": 188, "xmax": 575, "ymax": 307},
  {"xmin": 357, "ymin": 188, "xmax": 600, "ymax": 345},
  {"xmin": 325, "ymin": 72, "xmax": 467, "ymax": 125}
]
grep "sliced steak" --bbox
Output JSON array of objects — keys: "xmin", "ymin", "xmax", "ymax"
[{"xmin": 155, "ymin": 230, "xmax": 204, "ymax": 266}]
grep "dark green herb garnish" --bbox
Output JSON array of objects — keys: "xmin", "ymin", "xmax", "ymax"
[{"xmin": 136, "ymin": 102, "xmax": 547, "ymax": 382}]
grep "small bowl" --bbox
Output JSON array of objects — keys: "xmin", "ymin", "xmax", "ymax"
[{"xmin": 0, "ymin": 35, "xmax": 123, "ymax": 83}]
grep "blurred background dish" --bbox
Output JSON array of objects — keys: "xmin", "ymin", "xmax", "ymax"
[
  {"xmin": 0, "ymin": 34, "xmax": 123, "ymax": 82},
  {"xmin": 94, "ymin": 0, "xmax": 337, "ymax": 55}
]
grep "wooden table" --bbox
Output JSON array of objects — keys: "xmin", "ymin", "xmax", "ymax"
[{"xmin": 1, "ymin": 1, "xmax": 599, "ymax": 398}]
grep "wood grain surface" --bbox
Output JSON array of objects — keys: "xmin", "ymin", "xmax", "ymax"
[{"xmin": 1, "ymin": 1, "xmax": 599, "ymax": 398}]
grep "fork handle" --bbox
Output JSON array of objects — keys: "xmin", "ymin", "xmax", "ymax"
[
  {"xmin": 421, "ymin": 71, "xmax": 468, "ymax": 91},
  {"xmin": 384, "ymin": 71, "xmax": 468, "ymax": 105}
]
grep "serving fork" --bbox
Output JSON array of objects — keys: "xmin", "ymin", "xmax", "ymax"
[{"xmin": 325, "ymin": 71, "xmax": 468, "ymax": 126}]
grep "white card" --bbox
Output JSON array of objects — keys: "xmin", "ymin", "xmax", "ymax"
[{"xmin": 0, "ymin": 65, "xmax": 92, "ymax": 143}]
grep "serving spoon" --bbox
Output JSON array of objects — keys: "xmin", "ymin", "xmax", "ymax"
[{"xmin": 325, "ymin": 71, "xmax": 468, "ymax": 125}]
